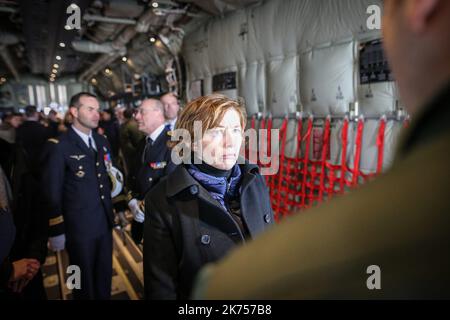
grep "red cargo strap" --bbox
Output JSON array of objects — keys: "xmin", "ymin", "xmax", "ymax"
[
  {"xmin": 376, "ymin": 118, "xmax": 386, "ymax": 174},
  {"xmin": 318, "ymin": 117, "xmax": 331, "ymax": 200},
  {"xmin": 339, "ymin": 118, "xmax": 349, "ymax": 193},
  {"xmin": 275, "ymin": 118, "xmax": 288, "ymax": 221},
  {"xmin": 352, "ymin": 118, "xmax": 364, "ymax": 186},
  {"xmin": 266, "ymin": 117, "xmax": 276, "ymax": 199},
  {"xmin": 292, "ymin": 116, "xmax": 303, "ymax": 205},
  {"xmin": 301, "ymin": 117, "xmax": 313, "ymax": 207}
]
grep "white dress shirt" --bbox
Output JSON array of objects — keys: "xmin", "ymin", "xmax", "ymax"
[
  {"xmin": 148, "ymin": 123, "xmax": 166, "ymax": 144},
  {"xmin": 165, "ymin": 118, "xmax": 177, "ymax": 131},
  {"xmin": 72, "ymin": 125, "xmax": 97, "ymax": 151}
]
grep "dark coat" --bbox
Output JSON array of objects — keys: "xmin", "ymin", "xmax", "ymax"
[
  {"xmin": 119, "ymin": 119, "xmax": 143, "ymax": 178},
  {"xmin": 0, "ymin": 139, "xmax": 48, "ymax": 264},
  {"xmin": 9, "ymin": 145, "xmax": 48, "ymax": 264},
  {"xmin": 143, "ymin": 163, "xmax": 274, "ymax": 299},
  {"xmin": 0, "ymin": 145, "xmax": 48, "ymax": 299},
  {"xmin": 41, "ymin": 127, "xmax": 114, "ymax": 240},
  {"xmin": 16, "ymin": 121, "xmax": 50, "ymax": 173},
  {"xmin": 0, "ymin": 166, "xmax": 15, "ymax": 292}
]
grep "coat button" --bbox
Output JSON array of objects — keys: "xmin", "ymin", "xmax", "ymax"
[
  {"xmin": 97, "ymin": 173, "xmax": 101, "ymax": 178},
  {"xmin": 101, "ymin": 195, "xmax": 105, "ymax": 200},
  {"xmin": 200, "ymin": 234, "xmax": 210, "ymax": 245},
  {"xmin": 96, "ymin": 162, "xmax": 100, "ymax": 167},
  {"xmin": 189, "ymin": 185, "xmax": 199, "ymax": 195},
  {"xmin": 78, "ymin": 166, "xmax": 83, "ymax": 170},
  {"xmin": 100, "ymin": 184, "xmax": 103, "ymax": 189},
  {"xmin": 264, "ymin": 214, "xmax": 271, "ymax": 223},
  {"xmin": 148, "ymin": 177, "xmax": 153, "ymax": 182}
]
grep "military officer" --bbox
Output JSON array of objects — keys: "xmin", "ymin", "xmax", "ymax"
[
  {"xmin": 41, "ymin": 92, "xmax": 114, "ymax": 300},
  {"xmin": 127, "ymin": 98, "xmax": 175, "ymax": 244}
]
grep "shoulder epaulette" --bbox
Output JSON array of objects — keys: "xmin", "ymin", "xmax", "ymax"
[{"xmin": 48, "ymin": 138, "xmax": 59, "ymax": 144}]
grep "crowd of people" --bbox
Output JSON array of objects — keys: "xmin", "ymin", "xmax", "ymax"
[
  {"xmin": 1, "ymin": 0, "xmax": 450, "ymax": 300},
  {"xmin": 0, "ymin": 90, "xmax": 272, "ymax": 300}
]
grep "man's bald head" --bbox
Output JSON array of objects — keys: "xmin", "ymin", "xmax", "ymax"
[
  {"xmin": 383, "ymin": 0, "xmax": 450, "ymax": 116},
  {"xmin": 135, "ymin": 98, "xmax": 166, "ymax": 135},
  {"xmin": 141, "ymin": 99, "xmax": 164, "ymax": 113}
]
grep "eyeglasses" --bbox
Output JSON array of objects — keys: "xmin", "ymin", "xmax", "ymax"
[
  {"xmin": 136, "ymin": 107, "xmax": 160, "ymax": 115},
  {"xmin": 135, "ymin": 108, "xmax": 148, "ymax": 116}
]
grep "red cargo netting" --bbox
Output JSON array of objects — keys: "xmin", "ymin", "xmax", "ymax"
[{"xmin": 248, "ymin": 115, "xmax": 408, "ymax": 221}]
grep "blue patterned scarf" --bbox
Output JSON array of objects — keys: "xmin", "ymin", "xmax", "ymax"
[{"xmin": 187, "ymin": 164, "xmax": 242, "ymax": 210}]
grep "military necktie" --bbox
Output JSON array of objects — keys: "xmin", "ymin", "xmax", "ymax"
[
  {"xmin": 142, "ymin": 136, "xmax": 153, "ymax": 164},
  {"xmin": 88, "ymin": 137, "xmax": 97, "ymax": 159}
]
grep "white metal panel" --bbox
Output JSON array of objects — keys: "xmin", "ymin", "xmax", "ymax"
[
  {"xmin": 300, "ymin": 41, "xmax": 357, "ymax": 116},
  {"xmin": 267, "ymin": 55, "xmax": 300, "ymax": 117},
  {"xmin": 238, "ymin": 61, "xmax": 265, "ymax": 116},
  {"xmin": 358, "ymin": 82, "xmax": 397, "ymax": 117}
]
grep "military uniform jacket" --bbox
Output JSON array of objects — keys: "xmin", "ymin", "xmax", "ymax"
[
  {"xmin": 41, "ymin": 127, "xmax": 114, "ymax": 239},
  {"xmin": 129, "ymin": 127, "xmax": 175, "ymax": 200}
]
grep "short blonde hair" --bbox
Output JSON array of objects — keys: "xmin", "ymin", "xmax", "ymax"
[{"xmin": 170, "ymin": 94, "xmax": 246, "ymax": 149}]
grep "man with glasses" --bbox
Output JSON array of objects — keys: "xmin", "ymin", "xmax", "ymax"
[{"xmin": 41, "ymin": 92, "xmax": 115, "ymax": 300}]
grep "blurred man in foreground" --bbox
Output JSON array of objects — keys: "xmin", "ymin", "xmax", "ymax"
[{"xmin": 193, "ymin": 0, "xmax": 450, "ymax": 299}]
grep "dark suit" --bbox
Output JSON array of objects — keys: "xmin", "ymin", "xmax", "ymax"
[
  {"xmin": 16, "ymin": 120, "xmax": 50, "ymax": 173},
  {"xmin": 41, "ymin": 127, "xmax": 114, "ymax": 299},
  {"xmin": 129, "ymin": 127, "xmax": 175, "ymax": 243},
  {"xmin": 8, "ymin": 144, "xmax": 48, "ymax": 300},
  {"xmin": 1, "ymin": 135, "xmax": 48, "ymax": 299},
  {"xmin": 0, "ymin": 165, "xmax": 15, "ymax": 296},
  {"xmin": 143, "ymin": 163, "xmax": 274, "ymax": 299}
]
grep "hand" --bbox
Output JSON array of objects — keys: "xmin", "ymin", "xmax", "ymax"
[
  {"xmin": 128, "ymin": 198, "xmax": 145, "ymax": 223},
  {"xmin": 49, "ymin": 234, "xmax": 66, "ymax": 251},
  {"xmin": 10, "ymin": 258, "xmax": 40, "ymax": 282}
]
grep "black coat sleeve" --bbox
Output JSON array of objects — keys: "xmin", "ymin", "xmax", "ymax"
[
  {"xmin": 143, "ymin": 194, "xmax": 179, "ymax": 299},
  {"xmin": 0, "ymin": 258, "xmax": 13, "ymax": 292},
  {"xmin": 40, "ymin": 140, "xmax": 66, "ymax": 237}
]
